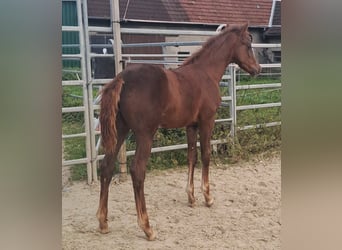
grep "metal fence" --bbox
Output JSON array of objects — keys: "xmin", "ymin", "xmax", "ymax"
[
  {"xmin": 62, "ymin": 0, "xmax": 281, "ymax": 184},
  {"xmin": 62, "ymin": 0, "xmax": 94, "ymax": 184}
]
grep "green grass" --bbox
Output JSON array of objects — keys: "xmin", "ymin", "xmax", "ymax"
[
  {"xmin": 63, "ymin": 73, "xmax": 281, "ymax": 181},
  {"xmin": 62, "ymin": 69, "xmax": 90, "ymax": 180},
  {"xmin": 62, "ymin": 120, "xmax": 88, "ymax": 180}
]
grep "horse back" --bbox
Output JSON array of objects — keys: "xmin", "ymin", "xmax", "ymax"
[
  {"xmin": 118, "ymin": 64, "xmax": 221, "ymax": 131},
  {"xmin": 118, "ymin": 64, "xmax": 170, "ymax": 131}
]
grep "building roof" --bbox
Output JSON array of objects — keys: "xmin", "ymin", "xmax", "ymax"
[
  {"xmin": 264, "ymin": 0, "xmax": 281, "ymax": 38},
  {"xmin": 87, "ymin": 0, "xmax": 273, "ymax": 27},
  {"xmin": 271, "ymin": 0, "xmax": 281, "ymax": 26}
]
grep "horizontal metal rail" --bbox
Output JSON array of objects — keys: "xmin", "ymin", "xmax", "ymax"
[
  {"xmin": 88, "ymin": 26, "xmax": 112, "ymax": 33},
  {"xmin": 62, "ymin": 44, "xmax": 81, "ymax": 48},
  {"xmin": 238, "ymin": 121, "xmax": 281, "ymax": 131},
  {"xmin": 87, "ymin": 25, "xmax": 282, "ymax": 44},
  {"xmin": 62, "ymin": 133, "xmax": 87, "ymax": 139},
  {"xmin": 236, "ymin": 102, "xmax": 281, "ymax": 111},
  {"xmin": 123, "ymin": 41, "xmax": 203, "ymax": 48},
  {"xmin": 89, "ymin": 75, "xmax": 232, "ymax": 85},
  {"xmin": 63, "ymin": 158, "xmax": 89, "ymax": 166},
  {"xmin": 121, "ymin": 41, "xmax": 280, "ymax": 48},
  {"xmin": 121, "ymin": 27, "xmax": 217, "ymax": 36},
  {"xmin": 96, "ymin": 138, "xmax": 229, "ymax": 160},
  {"xmin": 259, "ymin": 63, "xmax": 281, "ymax": 68},
  {"xmin": 124, "ymin": 60, "xmax": 181, "ymax": 65},
  {"xmin": 234, "ymin": 63, "xmax": 281, "ymax": 69},
  {"xmin": 62, "ymin": 26, "xmax": 80, "ymax": 32},
  {"xmin": 62, "ymin": 80, "xmax": 84, "ymax": 86},
  {"xmin": 62, "ymin": 54, "xmax": 83, "ymax": 59},
  {"xmin": 236, "ymin": 83, "xmax": 281, "ymax": 90},
  {"xmin": 94, "ymin": 118, "xmax": 280, "ymax": 161},
  {"xmin": 221, "ymin": 74, "xmax": 232, "ymax": 80},
  {"xmin": 89, "ymin": 53, "xmax": 114, "ymax": 58},
  {"xmin": 62, "ymin": 106, "xmax": 85, "ymax": 113},
  {"xmin": 215, "ymin": 118, "xmax": 233, "ymax": 123},
  {"xmin": 63, "ymin": 42, "xmax": 281, "ymax": 49},
  {"xmin": 252, "ymin": 43, "xmax": 281, "ymax": 48},
  {"xmin": 90, "ymin": 79, "xmax": 111, "ymax": 85},
  {"xmin": 113, "ymin": 56, "xmax": 281, "ymax": 68},
  {"xmin": 123, "ymin": 54, "xmax": 184, "ymax": 58},
  {"xmin": 221, "ymin": 96, "xmax": 232, "ymax": 101},
  {"xmin": 92, "ymin": 104, "xmax": 100, "ymax": 110},
  {"xmin": 133, "ymin": 139, "xmax": 229, "ymax": 156}
]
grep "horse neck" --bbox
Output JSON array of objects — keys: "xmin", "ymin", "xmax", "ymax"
[{"xmin": 187, "ymin": 33, "xmax": 237, "ymax": 84}]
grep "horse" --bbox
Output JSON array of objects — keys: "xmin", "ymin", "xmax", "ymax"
[{"xmin": 97, "ymin": 23, "xmax": 261, "ymax": 240}]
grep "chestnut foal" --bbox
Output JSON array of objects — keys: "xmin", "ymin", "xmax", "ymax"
[{"xmin": 97, "ymin": 23, "xmax": 261, "ymax": 240}]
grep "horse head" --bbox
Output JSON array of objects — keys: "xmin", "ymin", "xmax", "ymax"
[{"xmin": 229, "ymin": 23, "xmax": 262, "ymax": 76}]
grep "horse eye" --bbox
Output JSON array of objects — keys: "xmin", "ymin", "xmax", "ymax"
[{"xmin": 249, "ymin": 34, "xmax": 253, "ymax": 42}]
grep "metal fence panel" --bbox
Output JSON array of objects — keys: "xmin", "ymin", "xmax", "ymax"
[
  {"xmin": 62, "ymin": 0, "xmax": 93, "ymax": 184},
  {"xmin": 62, "ymin": 0, "xmax": 281, "ymax": 184}
]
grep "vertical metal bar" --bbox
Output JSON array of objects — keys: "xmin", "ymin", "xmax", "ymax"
[
  {"xmin": 81, "ymin": 0, "xmax": 98, "ymax": 183},
  {"xmin": 229, "ymin": 64, "xmax": 237, "ymax": 137},
  {"xmin": 268, "ymin": 0, "xmax": 276, "ymax": 27},
  {"xmin": 76, "ymin": 0, "xmax": 92, "ymax": 184},
  {"xmin": 110, "ymin": 0, "xmax": 127, "ymax": 179}
]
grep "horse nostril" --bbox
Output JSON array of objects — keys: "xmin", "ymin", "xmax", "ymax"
[
  {"xmin": 257, "ymin": 65, "xmax": 262, "ymax": 74},
  {"xmin": 252, "ymin": 65, "xmax": 261, "ymax": 77}
]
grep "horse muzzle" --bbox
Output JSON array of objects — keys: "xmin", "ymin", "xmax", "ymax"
[{"xmin": 250, "ymin": 65, "xmax": 262, "ymax": 77}]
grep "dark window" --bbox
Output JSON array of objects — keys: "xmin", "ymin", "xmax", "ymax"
[
  {"xmin": 273, "ymin": 51, "xmax": 281, "ymax": 63},
  {"xmin": 178, "ymin": 51, "xmax": 190, "ymax": 62}
]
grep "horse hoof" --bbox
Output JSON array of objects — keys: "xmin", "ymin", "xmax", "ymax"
[
  {"xmin": 206, "ymin": 198, "xmax": 214, "ymax": 207},
  {"xmin": 98, "ymin": 227, "xmax": 110, "ymax": 234},
  {"xmin": 98, "ymin": 222, "xmax": 109, "ymax": 234},
  {"xmin": 188, "ymin": 196, "xmax": 196, "ymax": 207},
  {"xmin": 188, "ymin": 201, "xmax": 196, "ymax": 207},
  {"xmin": 147, "ymin": 230, "xmax": 156, "ymax": 241}
]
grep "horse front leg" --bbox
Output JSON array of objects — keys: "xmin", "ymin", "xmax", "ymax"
[
  {"xmin": 130, "ymin": 133, "xmax": 156, "ymax": 241},
  {"xmin": 199, "ymin": 119, "xmax": 215, "ymax": 207},
  {"xmin": 186, "ymin": 125, "xmax": 198, "ymax": 207},
  {"xmin": 97, "ymin": 117, "xmax": 129, "ymax": 233}
]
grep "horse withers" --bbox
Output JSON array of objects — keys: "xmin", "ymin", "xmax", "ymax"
[{"xmin": 97, "ymin": 23, "xmax": 261, "ymax": 240}]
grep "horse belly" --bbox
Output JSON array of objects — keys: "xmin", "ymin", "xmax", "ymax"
[{"xmin": 159, "ymin": 110, "xmax": 196, "ymax": 128}]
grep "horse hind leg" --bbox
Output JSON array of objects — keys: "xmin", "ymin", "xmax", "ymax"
[
  {"xmin": 130, "ymin": 133, "xmax": 156, "ymax": 241},
  {"xmin": 96, "ymin": 116, "xmax": 129, "ymax": 233},
  {"xmin": 186, "ymin": 125, "xmax": 198, "ymax": 207},
  {"xmin": 96, "ymin": 153, "xmax": 115, "ymax": 234}
]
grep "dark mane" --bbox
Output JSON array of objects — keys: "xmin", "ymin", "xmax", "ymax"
[{"xmin": 181, "ymin": 25, "xmax": 241, "ymax": 66}]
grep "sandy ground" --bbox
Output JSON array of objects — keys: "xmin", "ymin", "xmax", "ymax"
[{"xmin": 62, "ymin": 153, "xmax": 280, "ymax": 249}]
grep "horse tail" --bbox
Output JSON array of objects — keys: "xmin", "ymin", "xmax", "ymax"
[{"xmin": 100, "ymin": 73, "xmax": 125, "ymax": 155}]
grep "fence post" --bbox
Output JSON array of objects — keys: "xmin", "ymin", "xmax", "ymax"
[
  {"xmin": 228, "ymin": 64, "xmax": 237, "ymax": 138},
  {"xmin": 110, "ymin": 0, "xmax": 127, "ymax": 180},
  {"xmin": 75, "ymin": 0, "xmax": 93, "ymax": 184},
  {"xmin": 81, "ymin": 0, "xmax": 98, "ymax": 183}
]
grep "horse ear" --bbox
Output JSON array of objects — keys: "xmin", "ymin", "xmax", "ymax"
[
  {"xmin": 216, "ymin": 24, "xmax": 228, "ymax": 33},
  {"xmin": 236, "ymin": 23, "xmax": 249, "ymax": 36},
  {"xmin": 242, "ymin": 23, "xmax": 248, "ymax": 32}
]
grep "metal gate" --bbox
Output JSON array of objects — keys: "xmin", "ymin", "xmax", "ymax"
[
  {"xmin": 62, "ymin": 0, "xmax": 95, "ymax": 184},
  {"xmin": 62, "ymin": 0, "xmax": 281, "ymax": 184}
]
